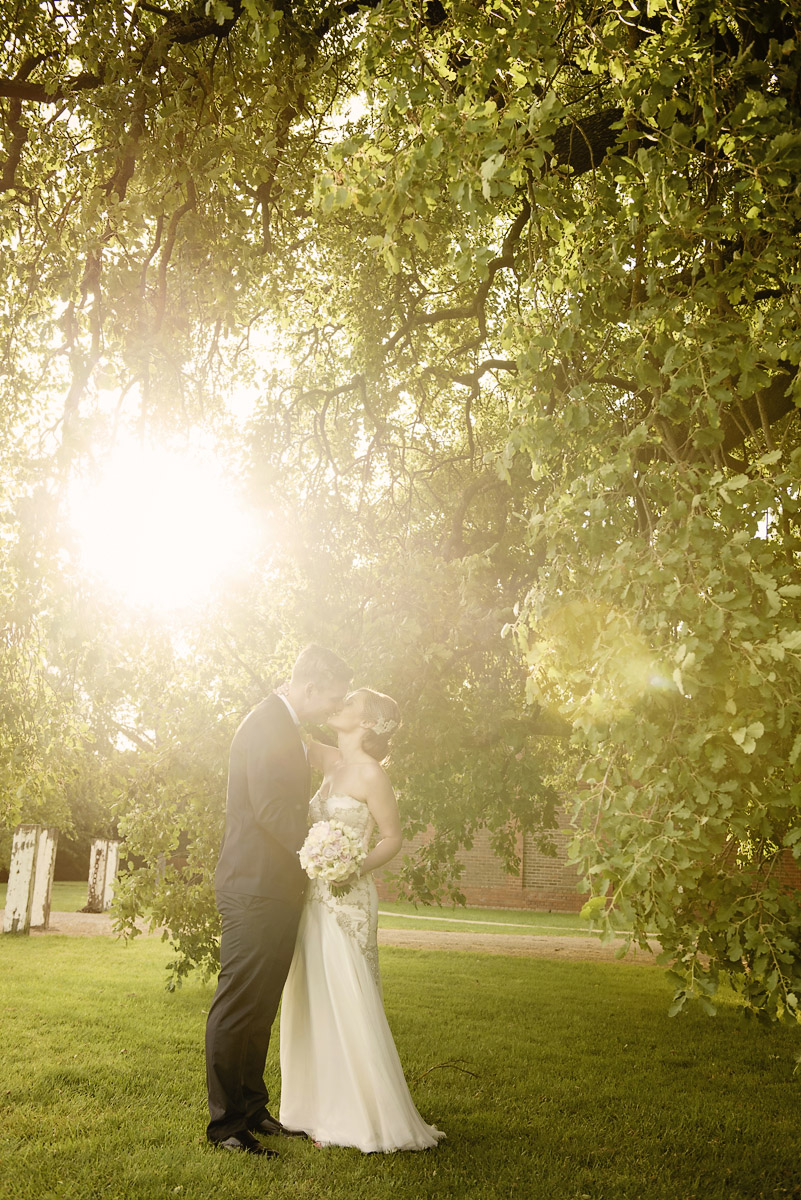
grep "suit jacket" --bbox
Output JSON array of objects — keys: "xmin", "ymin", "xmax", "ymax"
[{"xmin": 214, "ymin": 693, "xmax": 311, "ymax": 903}]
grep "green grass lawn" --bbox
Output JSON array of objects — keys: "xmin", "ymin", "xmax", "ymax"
[
  {"xmin": 1, "ymin": 935, "xmax": 799, "ymax": 1200},
  {"xmin": 376, "ymin": 900, "xmax": 617, "ymax": 937},
  {"xmin": 0, "ymin": 881, "xmax": 89, "ymax": 914}
]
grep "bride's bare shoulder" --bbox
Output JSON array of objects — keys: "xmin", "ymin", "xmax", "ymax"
[
  {"xmin": 356, "ymin": 758, "xmax": 393, "ymax": 796},
  {"xmin": 358, "ymin": 756, "xmax": 387, "ymax": 779}
]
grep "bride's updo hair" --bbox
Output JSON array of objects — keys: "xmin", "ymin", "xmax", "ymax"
[{"xmin": 357, "ymin": 688, "xmax": 401, "ymax": 763}]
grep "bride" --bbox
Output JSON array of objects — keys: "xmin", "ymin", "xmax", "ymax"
[{"xmin": 279, "ymin": 687, "xmax": 445, "ymax": 1153}]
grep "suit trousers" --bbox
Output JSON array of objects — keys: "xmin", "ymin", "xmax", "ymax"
[{"xmin": 205, "ymin": 890, "xmax": 303, "ymax": 1142}]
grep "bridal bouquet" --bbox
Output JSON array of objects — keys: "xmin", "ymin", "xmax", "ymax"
[{"xmin": 298, "ymin": 820, "xmax": 366, "ymax": 883}]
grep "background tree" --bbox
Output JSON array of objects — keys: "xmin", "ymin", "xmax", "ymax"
[{"xmin": 1, "ymin": 0, "xmax": 799, "ymax": 1016}]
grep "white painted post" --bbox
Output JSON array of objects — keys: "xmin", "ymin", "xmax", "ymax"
[
  {"xmin": 30, "ymin": 828, "xmax": 59, "ymax": 929},
  {"xmin": 85, "ymin": 838, "xmax": 121, "ymax": 912},
  {"xmin": 85, "ymin": 839, "xmax": 107, "ymax": 913},
  {"xmin": 102, "ymin": 840, "xmax": 120, "ymax": 910},
  {"xmin": 3, "ymin": 825, "xmax": 41, "ymax": 934}
]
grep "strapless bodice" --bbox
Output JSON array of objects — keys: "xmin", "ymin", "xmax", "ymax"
[
  {"xmin": 309, "ymin": 790, "xmax": 375, "ymax": 846},
  {"xmin": 305, "ymin": 788, "xmax": 378, "ymax": 984}
]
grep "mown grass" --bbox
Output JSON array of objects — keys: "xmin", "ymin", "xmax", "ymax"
[
  {"xmin": 1, "ymin": 934, "xmax": 799, "ymax": 1200},
  {"xmin": 376, "ymin": 900, "xmax": 614, "ymax": 937},
  {"xmin": 0, "ymin": 881, "xmax": 89, "ymax": 914}
]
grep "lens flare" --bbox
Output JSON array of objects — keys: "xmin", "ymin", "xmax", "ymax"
[
  {"xmin": 525, "ymin": 599, "xmax": 676, "ymax": 720},
  {"xmin": 68, "ymin": 442, "xmax": 259, "ymax": 611}
]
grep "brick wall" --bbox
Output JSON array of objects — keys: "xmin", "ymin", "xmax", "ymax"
[
  {"xmin": 376, "ymin": 807, "xmax": 586, "ymax": 912},
  {"xmin": 777, "ymin": 849, "xmax": 801, "ymax": 891},
  {"xmin": 376, "ymin": 821, "xmax": 801, "ymax": 913}
]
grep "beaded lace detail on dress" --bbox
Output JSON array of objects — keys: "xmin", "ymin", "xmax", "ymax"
[{"xmin": 307, "ymin": 790, "xmax": 379, "ymax": 985}]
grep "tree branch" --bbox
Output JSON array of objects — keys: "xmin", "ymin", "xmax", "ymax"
[
  {"xmin": 0, "ymin": 72, "xmax": 103, "ymax": 103},
  {"xmin": 154, "ymin": 179, "xmax": 197, "ymax": 328},
  {"xmin": 0, "ymin": 54, "xmax": 55, "ymax": 191},
  {"xmin": 722, "ymin": 365, "xmax": 798, "ymax": 453},
  {"xmin": 384, "ymin": 201, "xmax": 532, "ymax": 352},
  {"xmin": 549, "ymin": 105, "xmax": 624, "ymax": 176}
]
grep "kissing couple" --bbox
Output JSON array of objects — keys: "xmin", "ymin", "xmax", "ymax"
[{"xmin": 204, "ymin": 644, "xmax": 445, "ymax": 1155}]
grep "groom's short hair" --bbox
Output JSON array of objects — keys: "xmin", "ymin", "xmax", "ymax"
[{"xmin": 291, "ymin": 644, "xmax": 352, "ymax": 689}]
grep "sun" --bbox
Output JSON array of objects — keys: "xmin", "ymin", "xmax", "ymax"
[{"xmin": 68, "ymin": 441, "xmax": 259, "ymax": 611}]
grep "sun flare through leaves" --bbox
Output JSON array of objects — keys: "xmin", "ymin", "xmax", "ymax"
[{"xmin": 68, "ymin": 443, "xmax": 259, "ymax": 612}]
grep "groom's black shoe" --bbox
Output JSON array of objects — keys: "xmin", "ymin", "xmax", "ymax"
[
  {"xmin": 249, "ymin": 1113, "xmax": 308, "ymax": 1139},
  {"xmin": 213, "ymin": 1131, "xmax": 278, "ymax": 1157}
]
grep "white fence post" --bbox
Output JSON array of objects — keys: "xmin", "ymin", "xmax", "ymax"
[
  {"xmin": 30, "ymin": 828, "xmax": 59, "ymax": 929},
  {"xmin": 85, "ymin": 838, "xmax": 121, "ymax": 913},
  {"xmin": 3, "ymin": 826, "xmax": 41, "ymax": 934},
  {"xmin": 103, "ymin": 840, "xmax": 120, "ymax": 910}
]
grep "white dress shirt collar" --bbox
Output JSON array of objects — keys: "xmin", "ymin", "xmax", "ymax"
[{"xmin": 276, "ymin": 691, "xmax": 301, "ymax": 727}]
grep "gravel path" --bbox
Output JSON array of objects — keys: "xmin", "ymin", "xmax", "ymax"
[
  {"xmin": 9, "ymin": 911, "xmax": 153, "ymax": 938},
  {"xmin": 4, "ymin": 910, "xmax": 661, "ymax": 965},
  {"xmin": 377, "ymin": 927, "xmax": 661, "ymax": 964}
]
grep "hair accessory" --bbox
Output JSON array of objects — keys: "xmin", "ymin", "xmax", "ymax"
[{"xmin": 371, "ymin": 717, "xmax": 398, "ymax": 736}]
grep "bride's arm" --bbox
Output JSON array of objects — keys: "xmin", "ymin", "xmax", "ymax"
[
  {"xmin": 329, "ymin": 766, "xmax": 402, "ymax": 895},
  {"xmin": 360, "ymin": 773, "xmax": 403, "ymax": 875}
]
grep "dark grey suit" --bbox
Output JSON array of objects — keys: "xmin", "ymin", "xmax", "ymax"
[{"xmin": 205, "ymin": 694, "xmax": 311, "ymax": 1142}]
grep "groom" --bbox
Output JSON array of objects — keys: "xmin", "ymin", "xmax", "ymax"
[{"xmin": 205, "ymin": 644, "xmax": 353, "ymax": 1156}]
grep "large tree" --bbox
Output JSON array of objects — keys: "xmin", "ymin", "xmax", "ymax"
[{"xmin": 1, "ymin": 0, "xmax": 800, "ymax": 1017}]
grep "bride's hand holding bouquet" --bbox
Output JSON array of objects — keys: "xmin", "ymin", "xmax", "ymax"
[{"xmin": 298, "ymin": 819, "xmax": 366, "ymax": 895}]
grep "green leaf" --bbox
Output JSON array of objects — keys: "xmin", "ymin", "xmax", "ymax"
[
  {"xmin": 789, "ymin": 735, "xmax": 801, "ymax": 767},
  {"xmin": 668, "ymin": 992, "xmax": 687, "ymax": 1018},
  {"xmin": 580, "ymin": 896, "xmax": 606, "ymax": 920}
]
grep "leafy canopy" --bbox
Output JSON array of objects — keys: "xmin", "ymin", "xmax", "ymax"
[{"xmin": 1, "ymin": 0, "xmax": 800, "ymax": 1017}]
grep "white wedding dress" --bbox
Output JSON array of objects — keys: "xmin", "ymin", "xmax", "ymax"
[{"xmin": 279, "ymin": 790, "xmax": 445, "ymax": 1153}]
